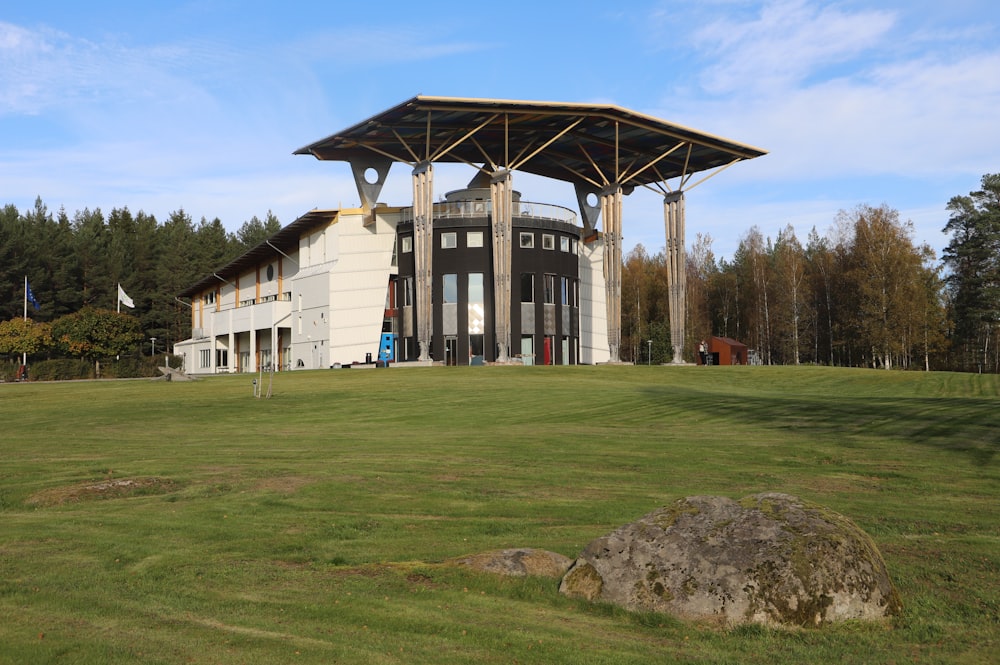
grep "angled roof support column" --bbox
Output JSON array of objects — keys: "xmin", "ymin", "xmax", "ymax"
[
  {"xmin": 601, "ymin": 185, "xmax": 624, "ymax": 363},
  {"xmin": 490, "ymin": 168, "xmax": 513, "ymax": 363},
  {"xmin": 349, "ymin": 156, "xmax": 393, "ymax": 217},
  {"xmin": 412, "ymin": 161, "xmax": 435, "ymax": 361},
  {"xmin": 663, "ymin": 191, "xmax": 687, "ymax": 364},
  {"xmin": 574, "ymin": 183, "xmax": 602, "ymax": 235}
]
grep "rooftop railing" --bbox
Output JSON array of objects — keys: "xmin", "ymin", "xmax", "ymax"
[{"xmin": 399, "ymin": 200, "xmax": 577, "ymax": 225}]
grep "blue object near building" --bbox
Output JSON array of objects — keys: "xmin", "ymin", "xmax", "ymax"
[{"xmin": 378, "ymin": 333, "xmax": 396, "ymax": 362}]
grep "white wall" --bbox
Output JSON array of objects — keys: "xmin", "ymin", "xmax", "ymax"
[
  {"xmin": 326, "ymin": 211, "xmax": 399, "ymax": 365},
  {"xmin": 579, "ymin": 239, "xmax": 610, "ymax": 364}
]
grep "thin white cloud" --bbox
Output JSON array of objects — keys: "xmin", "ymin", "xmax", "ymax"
[
  {"xmin": 648, "ymin": 1, "xmax": 1000, "ymax": 184},
  {"xmin": 288, "ymin": 27, "xmax": 490, "ymax": 67},
  {"xmin": 691, "ymin": 0, "xmax": 896, "ymax": 93}
]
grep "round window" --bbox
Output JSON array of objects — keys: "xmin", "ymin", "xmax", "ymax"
[{"xmin": 266, "ymin": 265, "xmax": 275, "ymax": 281}]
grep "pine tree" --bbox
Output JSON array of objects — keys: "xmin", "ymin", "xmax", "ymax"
[{"xmin": 943, "ymin": 174, "xmax": 1000, "ymax": 371}]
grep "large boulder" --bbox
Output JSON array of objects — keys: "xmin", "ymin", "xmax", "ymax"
[{"xmin": 559, "ymin": 493, "xmax": 901, "ymax": 627}]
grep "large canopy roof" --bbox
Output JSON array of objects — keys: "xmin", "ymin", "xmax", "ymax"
[{"xmin": 295, "ymin": 95, "xmax": 766, "ymax": 191}]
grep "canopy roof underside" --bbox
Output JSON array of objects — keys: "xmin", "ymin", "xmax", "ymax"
[{"xmin": 295, "ymin": 95, "xmax": 766, "ymax": 191}]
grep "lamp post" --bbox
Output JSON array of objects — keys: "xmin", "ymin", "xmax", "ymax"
[
  {"xmin": 150, "ymin": 337, "xmax": 156, "ymax": 356},
  {"xmin": 647, "ymin": 339, "xmax": 652, "ymax": 366}
]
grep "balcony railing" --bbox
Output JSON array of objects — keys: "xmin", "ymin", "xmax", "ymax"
[{"xmin": 399, "ymin": 200, "xmax": 577, "ymax": 225}]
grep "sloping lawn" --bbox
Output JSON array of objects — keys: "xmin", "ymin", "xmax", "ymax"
[{"xmin": 1, "ymin": 365, "xmax": 997, "ymax": 664}]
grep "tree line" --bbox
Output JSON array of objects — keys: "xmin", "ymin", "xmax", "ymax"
[
  {"xmin": 1, "ymin": 198, "xmax": 281, "ymax": 375},
  {"xmin": 3, "ymin": 174, "xmax": 998, "ymax": 374},
  {"xmin": 622, "ymin": 174, "xmax": 999, "ymax": 373}
]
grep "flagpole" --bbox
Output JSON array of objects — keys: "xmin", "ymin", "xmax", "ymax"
[
  {"xmin": 22, "ymin": 277, "xmax": 28, "ymax": 367},
  {"xmin": 117, "ymin": 283, "xmax": 121, "ymax": 313}
]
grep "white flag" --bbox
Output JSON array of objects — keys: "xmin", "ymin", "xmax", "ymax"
[{"xmin": 118, "ymin": 284, "xmax": 135, "ymax": 309}]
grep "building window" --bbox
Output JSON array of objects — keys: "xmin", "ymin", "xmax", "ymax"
[
  {"xmin": 441, "ymin": 232, "xmax": 457, "ymax": 249},
  {"xmin": 544, "ymin": 274, "xmax": 556, "ymax": 304},
  {"xmin": 520, "ymin": 335, "xmax": 534, "ymax": 366},
  {"xmin": 469, "ymin": 333, "xmax": 484, "ymax": 362},
  {"xmin": 443, "ymin": 273, "xmax": 458, "ymax": 304},
  {"xmin": 519, "ymin": 232, "xmax": 534, "ymax": 248},
  {"xmin": 401, "ymin": 236, "xmax": 412, "ymax": 253},
  {"xmin": 467, "ymin": 231, "xmax": 484, "ymax": 248},
  {"xmin": 521, "ymin": 273, "xmax": 534, "ymax": 303},
  {"xmin": 468, "ymin": 273, "xmax": 484, "ymax": 306},
  {"xmin": 216, "ymin": 349, "xmax": 228, "ymax": 368},
  {"xmin": 560, "ymin": 236, "xmax": 570, "ymax": 252},
  {"xmin": 402, "ymin": 277, "xmax": 413, "ymax": 307},
  {"xmin": 469, "ymin": 273, "xmax": 485, "ymax": 356},
  {"xmin": 542, "ymin": 234, "xmax": 555, "ymax": 250},
  {"xmin": 204, "ymin": 291, "xmax": 215, "ymax": 305},
  {"xmin": 200, "ymin": 349, "xmax": 211, "ymax": 368},
  {"xmin": 571, "ymin": 239, "xmax": 578, "ymax": 254},
  {"xmin": 561, "ymin": 276, "xmax": 569, "ymax": 305}
]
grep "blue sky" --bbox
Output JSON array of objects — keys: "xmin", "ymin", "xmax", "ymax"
[{"xmin": 2, "ymin": 1, "xmax": 998, "ymax": 260}]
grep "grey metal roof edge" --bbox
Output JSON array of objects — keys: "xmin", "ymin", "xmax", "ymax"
[{"xmin": 178, "ymin": 209, "xmax": 339, "ymax": 298}]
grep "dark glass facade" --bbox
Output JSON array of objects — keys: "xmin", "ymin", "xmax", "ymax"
[{"xmin": 395, "ymin": 189, "xmax": 581, "ymax": 365}]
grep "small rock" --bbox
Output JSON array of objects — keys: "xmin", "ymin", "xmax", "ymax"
[{"xmin": 453, "ymin": 548, "xmax": 573, "ymax": 578}]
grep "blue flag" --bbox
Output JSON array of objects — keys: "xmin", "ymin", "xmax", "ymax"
[{"xmin": 26, "ymin": 280, "xmax": 40, "ymax": 310}]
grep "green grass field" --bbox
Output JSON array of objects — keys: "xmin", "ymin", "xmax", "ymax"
[{"xmin": 1, "ymin": 366, "xmax": 997, "ymax": 664}]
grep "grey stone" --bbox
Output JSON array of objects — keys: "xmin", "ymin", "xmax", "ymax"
[
  {"xmin": 452, "ymin": 548, "xmax": 573, "ymax": 579},
  {"xmin": 559, "ymin": 493, "xmax": 901, "ymax": 627}
]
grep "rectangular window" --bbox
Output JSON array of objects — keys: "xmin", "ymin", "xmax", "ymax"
[
  {"xmin": 520, "ymin": 273, "xmax": 534, "ymax": 303},
  {"xmin": 441, "ymin": 232, "xmax": 457, "ymax": 249},
  {"xmin": 469, "ymin": 334, "xmax": 484, "ymax": 361},
  {"xmin": 560, "ymin": 236, "xmax": 570, "ymax": 252},
  {"xmin": 519, "ymin": 232, "xmax": 534, "ymax": 248},
  {"xmin": 520, "ymin": 335, "xmax": 534, "ymax": 366},
  {"xmin": 401, "ymin": 236, "xmax": 412, "ymax": 253},
  {"xmin": 469, "ymin": 273, "xmax": 485, "ymax": 341},
  {"xmin": 468, "ymin": 273, "xmax": 484, "ymax": 305},
  {"xmin": 467, "ymin": 231, "xmax": 484, "ymax": 248},
  {"xmin": 561, "ymin": 276, "xmax": 569, "ymax": 305},
  {"xmin": 200, "ymin": 349, "xmax": 211, "ymax": 368},
  {"xmin": 542, "ymin": 234, "xmax": 555, "ymax": 250},
  {"xmin": 443, "ymin": 273, "xmax": 458, "ymax": 304},
  {"xmin": 571, "ymin": 238, "xmax": 578, "ymax": 254},
  {"xmin": 216, "ymin": 349, "xmax": 228, "ymax": 368},
  {"xmin": 544, "ymin": 274, "xmax": 556, "ymax": 304},
  {"xmin": 402, "ymin": 277, "xmax": 413, "ymax": 307}
]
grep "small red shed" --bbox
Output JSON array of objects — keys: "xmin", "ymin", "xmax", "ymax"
[{"xmin": 698, "ymin": 336, "xmax": 748, "ymax": 365}]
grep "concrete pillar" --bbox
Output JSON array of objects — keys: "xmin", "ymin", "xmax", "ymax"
[
  {"xmin": 601, "ymin": 186, "xmax": 623, "ymax": 363},
  {"xmin": 664, "ymin": 191, "xmax": 686, "ymax": 364},
  {"xmin": 412, "ymin": 162, "xmax": 434, "ymax": 361},
  {"xmin": 490, "ymin": 169, "xmax": 513, "ymax": 362}
]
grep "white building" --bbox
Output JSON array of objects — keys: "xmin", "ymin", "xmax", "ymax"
[
  {"xmin": 174, "ymin": 96, "xmax": 764, "ymax": 372},
  {"xmin": 174, "ymin": 198, "xmax": 610, "ymax": 373}
]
